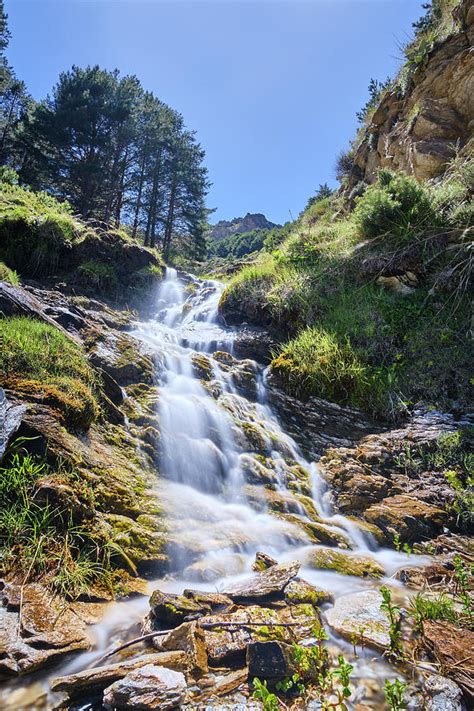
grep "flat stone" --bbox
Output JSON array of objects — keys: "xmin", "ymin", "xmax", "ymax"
[
  {"xmin": 324, "ymin": 590, "xmax": 395, "ymax": 652},
  {"xmin": 102, "ymin": 664, "xmax": 187, "ymax": 710},
  {"xmin": 304, "ymin": 547, "xmax": 384, "ymax": 579},
  {"xmin": 50, "ymin": 652, "xmax": 188, "ymax": 696},
  {"xmin": 222, "ymin": 561, "xmax": 300, "ymax": 602}
]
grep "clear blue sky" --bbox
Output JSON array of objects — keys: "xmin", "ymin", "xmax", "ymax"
[{"xmin": 6, "ymin": 0, "xmax": 424, "ymax": 224}]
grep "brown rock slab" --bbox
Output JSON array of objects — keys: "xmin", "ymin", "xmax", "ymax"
[
  {"xmin": 148, "ymin": 589, "xmax": 210, "ymax": 628},
  {"xmin": 364, "ymin": 494, "xmax": 449, "ymax": 542},
  {"xmin": 422, "ymin": 621, "xmax": 474, "ymax": 698}
]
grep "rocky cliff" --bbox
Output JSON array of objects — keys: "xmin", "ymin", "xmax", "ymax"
[
  {"xmin": 346, "ymin": 0, "xmax": 473, "ymax": 196},
  {"xmin": 210, "ymin": 213, "xmax": 279, "ymax": 241}
]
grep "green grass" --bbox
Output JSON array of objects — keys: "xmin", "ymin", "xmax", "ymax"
[
  {"xmin": 0, "ymin": 442, "xmax": 115, "ymax": 599},
  {"xmin": 0, "ymin": 316, "xmax": 98, "ymax": 429},
  {"xmin": 408, "ymin": 592, "xmax": 456, "ymax": 630},
  {"xmin": 0, "ymin": 260, "xmax": 19, "ymax": 285}
]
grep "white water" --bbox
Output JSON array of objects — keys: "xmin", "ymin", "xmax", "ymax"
[{"xmin": 2, "ymin": 268, "xmax": 426, "ymax": 709}]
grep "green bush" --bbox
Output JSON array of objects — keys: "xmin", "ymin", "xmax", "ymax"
[
  {"xmin": 77, "ymin": 260, "xmax": 119, "ymax": 293},
  {"xmin": 0, "ymin": 316, "xmax": 98, "ymax": 428},
  {"xmin": 354, "ymin": 170, "xmax": 441, "ymax": 241},
  {"xmin": 0, "ymin": 184, "xmax": 79, "ymax": 275}
]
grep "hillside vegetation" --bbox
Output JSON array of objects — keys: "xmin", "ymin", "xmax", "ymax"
[{"xmin": 220, "ymin": 158, "xmax": 473, "ymax": 418}]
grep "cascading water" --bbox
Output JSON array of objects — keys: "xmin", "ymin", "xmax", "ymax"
[{"xmin": 1, "ymin": 267, "xmax": 425, "ymax": 710}]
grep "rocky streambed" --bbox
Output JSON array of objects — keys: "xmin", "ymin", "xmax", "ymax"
[{"xmin": 0, "ymin": 270, "xmax": 472, "ymax": 710}]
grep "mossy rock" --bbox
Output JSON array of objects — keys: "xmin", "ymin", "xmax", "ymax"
[
  {"xmin": 241, "ymin": 421, "xmax": 269, "ymax": 454},
  {"xmin": 191, "ymin": 353, "xmax": 213, "ymax": 381},
  {"xmin": 284, "ymin": 579, "xmax": 333, "ymax": 606},
  {"xmin": 105, "ymin": 513, "xmax": 167, "ymax": 572},
  {"xmin": 305, "ymin": 547, "xmax": 384, "ymax": 579}
]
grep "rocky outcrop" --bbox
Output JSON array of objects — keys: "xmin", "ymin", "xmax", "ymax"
[
  {"xmin": 210, "ymin": 213, "xmax": 279, "ymax": 241},
  {"xmin": 346, "ymin": 0, "xmax": 474, "ymax": 192},
  {"xmin": 102, "ymin": 664, "xmax": 187, "ymax": 711},
  {"xmin": 319, "ymin": 409, "xmax": 474, "ymax": 544}
]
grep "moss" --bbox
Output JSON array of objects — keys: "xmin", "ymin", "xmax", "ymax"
[
  {"xmin": 0, "ymin": 316, "xmax": 99, "ymax": 430},
  {"xmin": 242, "ymin": 421, "xmax": 269, "ymax": 454},
  {"xmin": 306, "ymin": 547, "xmax": 384, "ymax": 579},
  {"xmin": 191, "ymin": 353, "xmax": 213, "ymax": 381}
]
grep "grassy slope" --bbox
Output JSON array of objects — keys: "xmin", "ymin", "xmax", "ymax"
[{"xmin": 220, "ymin": 162, "xmax": 473, "ymax": 418}]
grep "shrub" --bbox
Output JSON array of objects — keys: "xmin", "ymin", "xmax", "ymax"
[
  {"xmin": 0, "ymin": 260, "xmax": 19, "ymax": 285},
  {"xmin": 0, "ymin": 317, "xmax": 98, "ymax": 429},
  {"xmin": 335, "ymin": 149, "xmax": 355, "ymax": 183},
  {"xmin": 0, "ymin": 184, "xmax": 79, "ymax": 275},
  {"xmin": 354, "ymin": 170, "xmax": 441, "ymax": 241},
  {"xmin": 77, "ymin": 260, "xmax": 119, "ymax": 294}
]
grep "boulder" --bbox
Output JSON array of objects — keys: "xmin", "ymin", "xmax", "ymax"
[
  {"xmin": 102, "ymin": 664, "xmax": 187, "ymax": 711},
  {"xmin": 424, "ymin": 674, "xmax": 464, "ymax": 711},
  {"xmin": 222, "ymin": 561, "xmax": 300, "ymax": 602},
  {"xmin": 284, "ymin": 579, "xmax": 333, "ymax": 606},
  {"xmin": 148, "ymin": 590, "xmax": 211, "ymax": 628},
  {"xmin": 50, "ymin": 652, "xmax": 188, "ymax": 696},
  {"xmin": 247, "ymin": 641, "xmax": 295, "ymax": 683},
  {"xmin": 252, "ymin": 552, "xmax": 278, "ymax": 571},
  {"xmin": 0, "ymin": 387, "xmax": 25, "ymax": 460},
  {"xmin": 324, "ymin": 590, "xmax": 396, "ymax": 652},
  {"xmin": 199, "ymin": 603, "xmax": 321, "ymax": 666},
  {"xmin": 304, "ymin": 547, "xmax": 384, "ymax": 579},
  {"xmin": 364, "ymin": 495, "xmax": 449, "ymax": 543},
  {"xmin": 152, "ymin": 621, "xmax": 208, "ymax": 679}
]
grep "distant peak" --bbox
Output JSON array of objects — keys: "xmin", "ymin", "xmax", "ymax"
[{"xmin": 210, "ymin": 212, "xmax": 280, "ymax": 240}]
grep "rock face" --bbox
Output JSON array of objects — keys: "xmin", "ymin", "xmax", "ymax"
[
  {"xmin": 346, "ymin": 0, "xmax": 474, "ymax": 193},
  {"xmin": 319, "ymin": 409, "xmax": 473, "ymax": 543},
  {"xmin": 102, "ymin": 664, "xmax": 187, "ymax": 711},
  {"xmin": 210, "ymin": 213, "xmax": 279, "ymax": 241},
  {"xmin": 324, "ymin": 590, "xmax": 395, "ymax": 652},
  {"xmin": 424, "ymin": 674, "xmax": 464, "ymax": 711},
  {"xmin": 247, "ymin": 641, "xmax": 295, "ymax": 683}
]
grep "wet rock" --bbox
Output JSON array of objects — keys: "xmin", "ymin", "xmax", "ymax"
[
  {"xmin": 324, "ymin": 590, "xmax": 396, "ymax": 652},
  {"xmin": 422, "ymin": 621, "xmax": 474, "ymax": 697},
  {"xmin": 106, "ymin": 514, "xmax": 167, "ymax": 573},
  {"xmin": 424, "ymin": 674, "xmax": 464, "ymax": 711},
  {"xmin": 191, "ymin": 353, "xmax": 213, "ymax": 381},
  {"xmin": 200, "ymin": 603, "xmax": 321, "ymax": 666},
  {"xmin": 304, "ymin": 547, "xmax": 384, "ymax": 579},
  {"xmin": 247, "ymin": 641, "xmax": 295, "ymax": 683},
  {"xmin": 148, "ymin": 590, "xmax": 210, "ymax": 628},
  {"xmin": 0, "ymin": 281, "xmax": 76, "ymax": 339},
  {"xmin": 102, "ymin": 664, "xmax": 187, "ymax": 711},
  {"xmin": 182, "ymin": 590, "xmax": 233, "ymax": 611},
  {"xmin": 0, "ymin": 583, "xmax": 90, "ymax": 676},
  {"xmin": 0, "ymin": 387, "xmax": 25, "ymax": 460},
  {"xmin": 364, "ymin": 494, "xmax": 448, "ymax": 543},
  {"xmin": 284, "ymin": 579, "xmax": 333, "ymax": 606},
  {"xmin": 88, "ymin": 332, "xmax": 155, "ymax": 386},
  {"xmin": 222, "ymin": 560, "xmax": 300, "ymax": 602},
  {"xmin": 50, "ymin": 652, "xmax": 188, "ymax": 696},
  {"xmin": 152, "ymin": 621, "xmax": 208, "ymax": 679},
  {"xmin": 396, "ymin": 561, "xmax": 454, "ymax": 589},
  {"xmin": 232, "ymin": 326, "xmax": 277, "ymax": 364},
  {"xmin": 252, "ymin": 552, "xmax": 278, "ymax": 571}
]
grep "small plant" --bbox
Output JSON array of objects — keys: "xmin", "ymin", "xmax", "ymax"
[
  {"xmin": 393, "ymin": 532, "xmax": 402, "ymax": 552},
  {"xmin": 332, "ymin": 654, "xmax": 354, "ymax": 702},
  {"xmin": 453, "ymin": 555, "xmax": 473, "ymax": 625},
  {"xmin": 408, "ymin": 592, "xmax": 456, "ymax": 631},
  {"xmin": 380, "ymin": 586, "xmax": 403, "ymax": 657},
  {"xmin": 252, "ymin": 678, "xmax": 279, "ymax": 711},
  {"xmin": 384, "ymin": 678, "xmax": 407, "ymax": 710}
]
